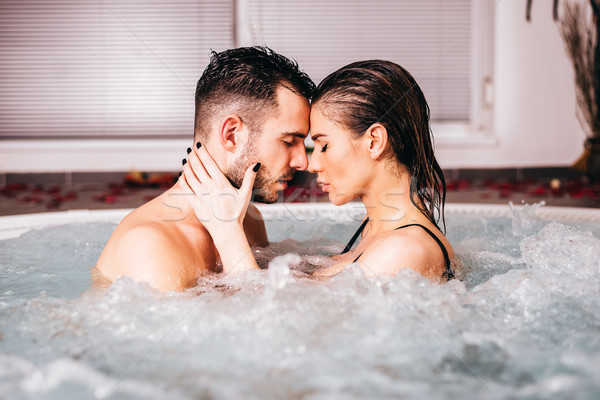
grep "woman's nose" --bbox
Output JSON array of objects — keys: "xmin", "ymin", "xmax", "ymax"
[{"xmin": 307, "ymin": 150, "xmax": 321, "ymax": 173}]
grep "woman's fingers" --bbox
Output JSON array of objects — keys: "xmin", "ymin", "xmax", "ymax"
[
  {"xmin": 240, "ymin": 162, "xmax": 260, "ymax": 203},
  {"xmin": 181, "ymin": 161, "xmax": 206, "ymax": 196},
  {"xmin": 179, "ymin": 170, "xmax": 192, "ymax": 191},
  {"xmin": 178, "ymin": 146, "xmax": 261, "ymax": 232},
  {"xmin": 187, "ymin": 144, "xmax": 211, "ymax": 185},
  {"xmin": 195, "ymin": 143, "xmax": 230, "ymax": 186}
]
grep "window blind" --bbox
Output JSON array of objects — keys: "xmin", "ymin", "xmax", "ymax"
[
  {"xmin": 247, "ymin": 0, "xmax": 471, "ymax": 122},
  {"xmin": 0, "ymin": 0, "xmax": 234, "ymax": 138}
]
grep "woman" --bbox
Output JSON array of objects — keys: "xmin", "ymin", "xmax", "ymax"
[{"xmin": 182, "ymin": 60, "xmax": 454, "ymax": 281}]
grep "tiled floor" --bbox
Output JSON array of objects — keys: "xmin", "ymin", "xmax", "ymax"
[{"xmin": 1, "ymin": 170, "xmax": 599, "ymax": 217}]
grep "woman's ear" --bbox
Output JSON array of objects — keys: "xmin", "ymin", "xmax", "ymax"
[
  {"xmin": 218, "ymin": 114, "xmax": 246, "ymax": 152},
  {"xmin": 365, "ymin": 123, "xmax": 388, "ymax": 159}
]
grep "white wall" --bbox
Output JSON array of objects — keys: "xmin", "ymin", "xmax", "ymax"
[
  {"xmin": 436, "ymin": 0, "xmax": 585, "ymax": 169},
  {"xmin": 0, "ymin": 0, "xmax": 587, "ymax": 173}
]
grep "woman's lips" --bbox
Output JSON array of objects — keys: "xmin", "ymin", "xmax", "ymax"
[{"xmin": 317, "ymin": 180, "xmax": 330, "ymax": 192}]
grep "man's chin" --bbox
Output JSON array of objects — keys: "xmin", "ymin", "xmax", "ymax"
[{"xmin": 251, "ymin": 189, "xmax": 278, "ymax": 204}]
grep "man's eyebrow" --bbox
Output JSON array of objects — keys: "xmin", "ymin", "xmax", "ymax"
[
  {"xmin": 281, "ymin": 132, "xmax": 307, "ymax": 139},
  {"xmin": 311, "ymin": 133, "xmax": 326, "ymax": 141}
]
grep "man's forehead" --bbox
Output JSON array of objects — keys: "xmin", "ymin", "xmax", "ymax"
[{"xmin": 264, "ymin": 87, "xmax": 310, "ymax": 138}]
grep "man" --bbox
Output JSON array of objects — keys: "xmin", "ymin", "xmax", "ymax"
[{"xmin": 95, "ymin": 47, "xmax": 314, "ymax": 291}]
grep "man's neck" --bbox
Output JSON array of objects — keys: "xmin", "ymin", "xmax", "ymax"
[{"xmin": 157, "ymin": 183, "xmax": 205, "ymax": 227}]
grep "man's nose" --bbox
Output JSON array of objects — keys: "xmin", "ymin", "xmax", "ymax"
[{"xmin": 290, "ymin": 143, "xmax": 308, "ymax": 170}]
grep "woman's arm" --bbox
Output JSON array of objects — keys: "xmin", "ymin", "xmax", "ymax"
[{"xmin": 180, "ymin": 143, "xmax": 261, "ymax": 274}]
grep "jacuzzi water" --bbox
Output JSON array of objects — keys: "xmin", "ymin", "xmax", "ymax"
[{"xmin": 0, "ymin": 203, "xmax": 599, "ymax": 399}]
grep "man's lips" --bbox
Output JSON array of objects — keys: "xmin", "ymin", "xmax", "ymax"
[{"xmin": 276, "ymin": 173, "xmax": 295, "ymax": 190}]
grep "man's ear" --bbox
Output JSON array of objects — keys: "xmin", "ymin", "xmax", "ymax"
[
  {"xmin": 218, "ymin": 114, "xmax": 246, "ymax": 152},
  {"xmin": 365, "ymin": 123, "xmax": 388, "ymax": 159}
]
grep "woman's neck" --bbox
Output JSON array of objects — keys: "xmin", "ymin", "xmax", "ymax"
[{"xmin": 358, "ymin": 167, "xmax": 426, "ymax": 236}]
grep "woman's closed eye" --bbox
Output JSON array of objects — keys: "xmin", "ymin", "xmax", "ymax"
[{"xmin": 320, "ymin": 143, "xmax": 328, "ymax": 153}]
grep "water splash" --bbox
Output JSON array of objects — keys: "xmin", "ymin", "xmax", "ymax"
[
  {"xmin": 510, "ymin": 201, "xmax": 546, "ymax": 236},
  {"xmin": 263, "ymin": 254, "xmax": 295, "ymax": 300}
]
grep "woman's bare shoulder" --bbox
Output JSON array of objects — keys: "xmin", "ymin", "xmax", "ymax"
[{"xmin": 358, "ymin": 226, "xmax": 449, "ymax": 278}]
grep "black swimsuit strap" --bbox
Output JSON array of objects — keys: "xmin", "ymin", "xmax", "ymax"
[
  {"xmin": 342, "ymin": 220, "xmax": 455, "ymax": 280},
  {"xmin": 394, "ymin": 224, "xmax": 454, "ymax": 279},
  {"xmin": 341, "ymin": 217, "xmax": 369, "ymax": 254}
]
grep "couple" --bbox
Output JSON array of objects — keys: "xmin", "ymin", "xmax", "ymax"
[{"xmin": 95, "ymin": 46, "xmax": 455, "ymax": 292}]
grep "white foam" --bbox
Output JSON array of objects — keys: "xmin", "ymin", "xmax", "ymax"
[{"xmin": 0, "ymin": 202, "xmax": 599, "ymax": 398}]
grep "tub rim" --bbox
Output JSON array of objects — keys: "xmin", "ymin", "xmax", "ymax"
[{"xmin": 0, "ymin": 202, "xmax": 599, "ymax": 240}]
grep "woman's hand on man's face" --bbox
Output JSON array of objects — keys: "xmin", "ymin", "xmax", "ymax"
[{"xmin": 179, "ymin": 142, "xmax": 260, "ymax": 238}]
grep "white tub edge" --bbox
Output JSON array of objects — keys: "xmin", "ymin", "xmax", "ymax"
[
  {"xmin": 0, "ymin": 209, "xmax": 133, "ymax": 240},
  {"xmin": 0, "ymin": 203, "xmax": 599, "ymax": 240}
]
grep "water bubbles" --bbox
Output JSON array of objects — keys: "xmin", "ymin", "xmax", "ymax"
[
  {"xmin": 521, "ymin": 222, "xmax": 600, "ymax": 279},
  {"xmin": 1, "ymin": 210, "xmax": 600, "ymax": 398}
]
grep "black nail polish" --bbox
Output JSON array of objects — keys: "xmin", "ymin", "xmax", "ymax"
[
  {"xmin": 253, "ymin": 162, "xmax": 261, "ymax": 172},
  {"xmin": 186, "ymin": 147, "xmax": 191, "ymax": 154},
  {"xmin": 196, "ymin": 142, "xmax": 201, "ymax": 149},
  {"xmin": 178, "ymin": 171, "xmax": 182, "ymax": 177},
  {"xmin": 182, "ymin": 158, "xmax": 187, "ymax": 165}
]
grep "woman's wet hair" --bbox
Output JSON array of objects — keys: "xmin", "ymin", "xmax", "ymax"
[
  {"xmin": 194, "ymin": 46, "xmax": 315, "ymax": 142},
  {"xmin": 313, "ymin": 60, "xmax": 447, "ymax": 230}
]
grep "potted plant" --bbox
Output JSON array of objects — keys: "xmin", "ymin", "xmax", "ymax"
[{"xmin": 556, "ymin": 0, "xmax": 600, "ymax": 180}]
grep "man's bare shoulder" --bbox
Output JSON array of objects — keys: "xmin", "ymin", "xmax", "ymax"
[
  {"xmin": 111, "ymin": 220, "xmax": 178, "ymax": 255},
  {"xmin": 95, "ymin": 216, "xmax": 208, "ymax": 291}
]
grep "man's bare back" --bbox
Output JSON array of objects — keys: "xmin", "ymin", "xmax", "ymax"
[{"xmin": 94, "ymin": 184, "xmax": 267, "ymax": 291}]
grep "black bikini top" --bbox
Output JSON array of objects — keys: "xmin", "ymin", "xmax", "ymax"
[{"xmin": 341, "ymin": 217, "xmax": 455, "ymax": 280}]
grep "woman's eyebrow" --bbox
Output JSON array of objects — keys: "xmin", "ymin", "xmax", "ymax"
[{"xmin": 311, "ymin": 133, "xmax": 326, "ymax": 141}]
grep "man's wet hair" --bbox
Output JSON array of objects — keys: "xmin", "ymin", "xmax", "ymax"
[{"xmin": 194, "ymin": 46, "xmax": 315, "ymax": 142}]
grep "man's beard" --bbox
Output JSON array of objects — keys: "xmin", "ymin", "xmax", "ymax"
[{"xmin": 225, "ymin": 143, "xmax": 293, "ymax": 203}]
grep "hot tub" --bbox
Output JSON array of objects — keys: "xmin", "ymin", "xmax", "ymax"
[{"xmin": 0, "ymin": 202, "xmax": 599, "ymax": 399}]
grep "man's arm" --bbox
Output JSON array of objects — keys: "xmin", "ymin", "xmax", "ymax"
[{"xmin": 244, "ymin": 203, "xmax": 268, "ymax": 247}]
